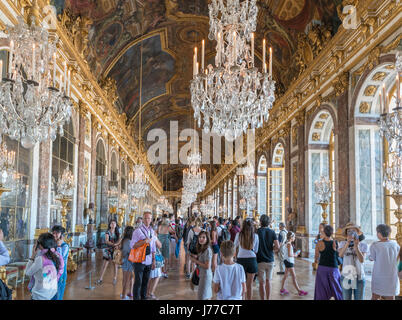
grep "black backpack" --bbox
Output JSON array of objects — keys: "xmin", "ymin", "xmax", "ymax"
[
  {"xmin": 218, "ymin": 226, "xmax": 230, "ymax": 246},
  {"xmin": 0, "ymin": 279, "xmax": 12, "ymax": 300},
  {"xmin": 176, "ymin": 225, "xmax": 184, "ymax": 240},
  {"xmin": 188, "ymin": 230, "xmax": 199, "ymax": 255}
]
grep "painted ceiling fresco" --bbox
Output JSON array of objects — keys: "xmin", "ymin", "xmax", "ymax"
[{"xmin": 55, "ymin": 0, "xmax": 342, "ymax": 190}]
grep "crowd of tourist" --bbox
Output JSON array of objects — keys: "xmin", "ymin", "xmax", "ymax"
[{"xmin": 0, "ymin": 211, "xmax": 401, "ymax": 301}]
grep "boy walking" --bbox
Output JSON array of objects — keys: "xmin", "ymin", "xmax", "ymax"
[{"xmin": 213, "ymin": 240, "xmax": 246, "ymax": 300}]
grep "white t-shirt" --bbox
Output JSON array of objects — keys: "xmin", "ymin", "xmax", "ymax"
[
  {"xmin": 234, "ymin": 233, "xmax": 259, "ymax": 258},
  {"xmin": 213, "ymin": 263, "xmax": 246, "ymax": 300},
  {"xmin": 217, "ymin": 225, "xmax": 223, "ymax": 237},
  {"xmin": 369, "ymin": 240, "xmax": 400, "ymax": 296},
  {"xmin": 339, "ymin": 241, "xmax": 368, "ymax": 280}
]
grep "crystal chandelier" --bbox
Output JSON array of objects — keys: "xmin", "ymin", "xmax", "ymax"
[
  {"xmin": 239, "ymin": 198, "xmax": 247, "ymax": 210},
  {"xmin": 200, "ymin": 195, "xmax": 215, "ymax": 216},
  {"xmin": 379, "ymin": 52, "xmax": 401, "ymax": 157},
  {"xmin": 56, "ymin": 167, "xmax": 74, "ymax": 198},
  {"xmin": 314, "ymin": 175, "xmax": 332, "ymax": 204},
  {"xmin": 158, "ymin": 195, "xmax": 173, "ymax": 213},
  {"xmin": 128, "ymin": 165, "xmax": 149, "ymax": 199},
  {"xmin": 0, "ymin": 139, "xmax": 16, "ymax": 190},
  {"xmin": 0, "ymin": 8, "xmax": 72, "ymax": 149},
  {"xmin": 238, "ymin": 164, "xmax": 257, "ymax": 200},
  {"xmin": 190, "ymin": 0, "xmax": 276, "ymax": 140},
  {"xmin": 183, "ymin": 152, "xmax": 206, "ymax": 194},
  {"xmin": 383, "ymin": 153, "xmax": 402, "ymax": 195},
  {"xmin": 181, "ymin": 189, "xmax": 197, "ymax": 209}
]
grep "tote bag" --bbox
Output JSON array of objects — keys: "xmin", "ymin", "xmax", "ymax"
[{"xmin": 128, "ymin": 243, "xmax": 148, "ymax": 263}]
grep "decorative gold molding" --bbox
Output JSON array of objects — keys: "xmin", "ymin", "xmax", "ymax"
[
  {"xmin": 359, "ymin": 102, "xmax": 371, "ymax": 113},
  {"xmin": 34, "ymin": 228, "xmax": 49, "ymax": 239},
  {"xmin": 75, "ymin": 225, "xmax": 85, "ymax": 233},
  {"xmin": 364, "ymin": 85, "xmax": 378, "ymax": 96}
]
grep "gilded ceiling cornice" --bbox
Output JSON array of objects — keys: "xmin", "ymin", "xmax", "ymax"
[
  {"xmin": 3, "ymin": 0, "xmax": 163, "ymax": 194},
  {"xmin": 202, "ymin": 0, "xmax": 401, "ymax": 197}
]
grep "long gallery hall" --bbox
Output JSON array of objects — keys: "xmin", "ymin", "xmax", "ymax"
[{"xmin": 0, "ymin": 0, "xmax": 401, "ymax": 304}]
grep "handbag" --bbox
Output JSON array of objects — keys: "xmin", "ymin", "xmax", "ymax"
[
  {"xmin": 113, "ymin": 247, "xmax": 123, "ymax": 265},
  {"xmin": 155, "ymin": 248, "xmax": 164, "ymax": 269},
  {"xmin": 191, "ymin": 267, "xmax": 200, "ymax": 286},
  {"xmin": 128, "ymin": 243, "xmax": 148, "ymax": 263}
]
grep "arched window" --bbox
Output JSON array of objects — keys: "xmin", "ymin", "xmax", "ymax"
[
  {"xmin": 228, "ymin": 179, "xmax": 232, "ymax": 219},
  {"xmin": 308, "ymin": 110, "xmax": 335, "ymax": 235},
  {"xmin": 110, "ymin": 152, "xmax": 118, "ymax": 189},
  {"xmin": 96, "ymin": 141, "xmax": 106, "ymax": 176},
  {"xmin": 51, "ymin": 121, "xmax": 75, "ymax": 230},
  {"xmin": 95, "ymin": 140, "xmax": 107, "ymax": 228},
  {"xmin": 121, "ymin": 161, "xmax": 126, "ymax": 193},
  {"xmin": 268, "ymin": 144, "xmax": 285, "ymax": 231},
  {"xmin": 257, "ymin": 155, "xmax": 267, "ymax": 216},
  {"xmin": 353, "ymin": 64, "xmax": 396, "ymax": 237},
  {"xmin": 233, "ymin": 176, "xmax": 238, "ymax": 218}
]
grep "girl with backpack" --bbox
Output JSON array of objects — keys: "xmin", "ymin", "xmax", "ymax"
[
  {"xmin": 183, "ymin": 217, "xmax": 195, "ymax": 279},
  {"xmin": 279, "ymin": 231, "xmax": 307, "ymax": 296},
  {"xmin": 186, "ymin": 218, "xmax": 203, "ymax": 278},
  {"xmin": 26, "ymin": 233, "xmax": 64, "ymax": 300}
]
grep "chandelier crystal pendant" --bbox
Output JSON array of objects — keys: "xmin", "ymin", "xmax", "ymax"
[
  {"xmin": 128, "ymin": 165, "xmax": 149, "ymax": 199},
  {"xmin": 0, "ymin": 10, "xmax": 72, "ymax": 149},
  {"xmin": 183, "ymin": 152, "xmax": 206, "ymax": 194},
  {"xmin": 0, "ymin": 139, "xmax": 17, "ymax": 190},
  {"xmin": 190, "ymin": 0, "xmax": 276, "ymax": 140},
  {"xmin": 383, "ymin": 153, "xmax": 402, "ymax": 195}
]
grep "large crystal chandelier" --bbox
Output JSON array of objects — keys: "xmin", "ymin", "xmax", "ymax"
[
  {"xmin": 0, "ymin": 8, "xmax": 72, "ymax": 148},
  {"xmin": 56, "ymin": 167, "xmax": 74, "ymax": 198},
  {"xmin": 157, "ymin": 195, "xmax": 173, "ymax": 214},
  {"xmin": 190, "ymin": 0, "xmax": 276, "ymax": 140},
  {"xmin": 379, "ymin": 52, "xmax": 401, "ymax": 157},
  {"xmin": 128, "ymin": 165, "xmax": 149, "ymax": 199},
  {"xmin": 181, "ymin": 189, "xmax": 197, "ymax": 209},
  {"xmin": 183, "ymin": 152, "xmax": 206, "ymax": 194},
  {"xmin": 0, "ymin": 139, "xmax": 16, "ymax": 190},
  {"xmin": 238, "ymin": 164, "xmax": 257, "ymax": 200},
  {"xmin": 200, "ymin": 195, "xmax": 214, "ymax": 216}
]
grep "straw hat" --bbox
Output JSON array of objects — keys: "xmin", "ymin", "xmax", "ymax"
[{"xmin": 343, "ymin": 222, "xmax": 362, "ymax": 236}]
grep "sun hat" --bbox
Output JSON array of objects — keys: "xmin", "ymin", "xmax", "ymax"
[{"xmin": 343, "ymin": 222, "xmax": 362, "ymax": 236}]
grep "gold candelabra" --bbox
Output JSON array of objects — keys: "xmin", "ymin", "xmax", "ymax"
[
  {"xmin": 0, "ymin": 186, "xmax": 11, "ymax": 211},
  {"xmin": 57, "ymin": 196, "xmax": 77, "ymax": 273},
  {"xmin": 242, "ymin": 209, "xmax": 247, "ymax": 221},
  {"xmin": 389, "ymin": 193, "xmax": 402, "ymax": 296},
  {"xmin": 117, "ymin": 208, "xmax": 125, "ymax": 226},
  {"xmin": 129, "ymin": 210, "xmax": 136, "ymax": 226},
  {"xmin": 317, "ymin": 201, "xmax": 329, "ymax": 225}
]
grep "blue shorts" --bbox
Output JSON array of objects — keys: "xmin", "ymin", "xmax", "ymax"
[
  {"xmin": 212, "ymin": 244, "xmax": 220, "ymax": 254},
  {"xmin": 122, "ymin": 258, "xmax": 133, "ymax": 272}
]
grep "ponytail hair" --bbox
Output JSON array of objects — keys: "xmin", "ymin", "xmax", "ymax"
[{"xmin": 37, "ymin": 233, "xmax": 61, "ymax": 273}]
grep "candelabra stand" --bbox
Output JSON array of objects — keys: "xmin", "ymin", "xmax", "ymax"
[
  {"xmin": 129, "ymin": 210, "xmax": 136, "ymax": 227},
  {"xmin": 57, "ymin": 196, "xmax": 76, "ymax": 273},
  {"xmin": 317, "ymin": 201, "xmax": 329, "ymax": 225},
  {"xmin": 389, "ymin": 193, "xmax": 402, "ymax": 296},
  {"xmin": 117, "ymin": 208, "xmax": 125, "ymax": 227}
]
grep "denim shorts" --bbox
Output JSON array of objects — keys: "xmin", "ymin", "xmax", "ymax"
[
  {"xmin": 212, "ymin": 244, "xmax": 220, "ymax": 254},
  {"xmin": 122, "ymin": 258, "xmax": 133, "ymax": 272}
]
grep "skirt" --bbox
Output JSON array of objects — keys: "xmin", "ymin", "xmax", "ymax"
[
  {"xmin": 237, "ymin": 257, "xmax": 258, "ymax": 274},
  {"xmin": 314, "ymin": 265, "xmax": 343, "ymax": 300},
  {"xmin": 158, "ymin": 234, "xmax": 170, "ymax": 259},
  {"xmin": 150, "ymin": 267, "xmax": 162, "ymax": 279}
]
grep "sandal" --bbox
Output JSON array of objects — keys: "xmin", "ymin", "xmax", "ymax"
[
  {"xmin": 298, "ymin": 290, "xmax": 308, "ymax": 296},
  {"xmin": 280, "ymin": 289, "xmax": 289, "ymax": 296}
]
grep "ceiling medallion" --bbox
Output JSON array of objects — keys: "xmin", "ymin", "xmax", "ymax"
[{"xmin": 190, "ymin": 0, "xmax": 276, "ymax": 141}]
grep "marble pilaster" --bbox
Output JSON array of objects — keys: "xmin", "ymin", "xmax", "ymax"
[
  {"xmin": 75, "ymin": 111, "xmax": 87, "ymax": 228},
  {"xmin": 36, "ymin": 139, "xmax": 52, "ymax": 230}
]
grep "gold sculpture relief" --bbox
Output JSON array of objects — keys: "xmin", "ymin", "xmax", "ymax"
[
  {"xmin": 364, "ymin": 85, "xmax": 378, "ymax": 96},
  {"xmin": 314, "ymin": 121, "xmax": 324, "ymax": 129},
  {"xmin": 372, "ymin": 72, "xmax": 388, "ymax": 81},
  {"xmin": 99, "ymin": 76, "xmax": 119, "ymax": 105},
  {"xmin": 292, "ymin": 127, "xmax": 297, "ymax": 147},
  {"xmin": 312, "ymin": 133, "xmax": 321, "ymax": 141},
  {"xmin": 319, "ymin": 113, "xmax": 329, "ymax": 120},
  {"xmin": 385, "ymin": 64, "xmax": 395, "ymax": 70},
  {"xmin": 332, "ymin": 72, "xmax": 349, "ymax": 97},
  {"xmin": 359, "ymin": 102, "xmax": 371, "ymax": 113}
]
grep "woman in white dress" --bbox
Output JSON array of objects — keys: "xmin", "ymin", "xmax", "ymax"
[{"xmin": 369, "ymin": 224, "xmax": 400, "ymax": 300}]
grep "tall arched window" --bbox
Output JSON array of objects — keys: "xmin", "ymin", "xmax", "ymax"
[
  {"xmin": 121, "ymin": 161, "xmax": 126, "ymax": 193},
  {"xmin": 233, "ymin": 176, "xmax": 238, "ymax": 218},
  {"xmin": 51, "ymin": 121, "xmax": 75, "ymax": 230},
  {"xmin": 308, "ymin": 110, "xmax": 335, "ymax": 235},
  {"xmin": 269, "ymin": 144, "xmax": 285, "ymax": 231},
  {"xmin": 228, "ymin": 179, "xmax": 232, "ymax": 219},
  {"xmin": 95, "ymin": 140, "xmax": 107, "ymax": 228},
  {"xmin": 257, "ymin": 155, "xmax": 267, "ymax": 216}
]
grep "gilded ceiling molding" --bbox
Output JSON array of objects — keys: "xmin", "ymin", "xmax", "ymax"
[{"xmin": 202, "ymin": 0, "xmax": 401, "ymax": 196}]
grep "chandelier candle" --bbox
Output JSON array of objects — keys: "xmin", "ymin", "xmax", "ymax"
[
  {"xmin": 8, "ymin": 41, "xmax": 13, "ymax": 76},
  {"xmin": 263, "ymin": 39, "xmax": 266, "ymax": 73},
  {"xmin": 269, "ymin": 47, "xmax": 272, "ymax": 79},
  {"xmin": 32, "ymin": 44, "xmax": 35, "ymax": 79},
  {"xmin": 202, "ymin": 40, "xmax": 205, "ymax": 71},
  {"xmin": 0, "ymin": 61, "xmax": 2, "ymax": 81}
]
